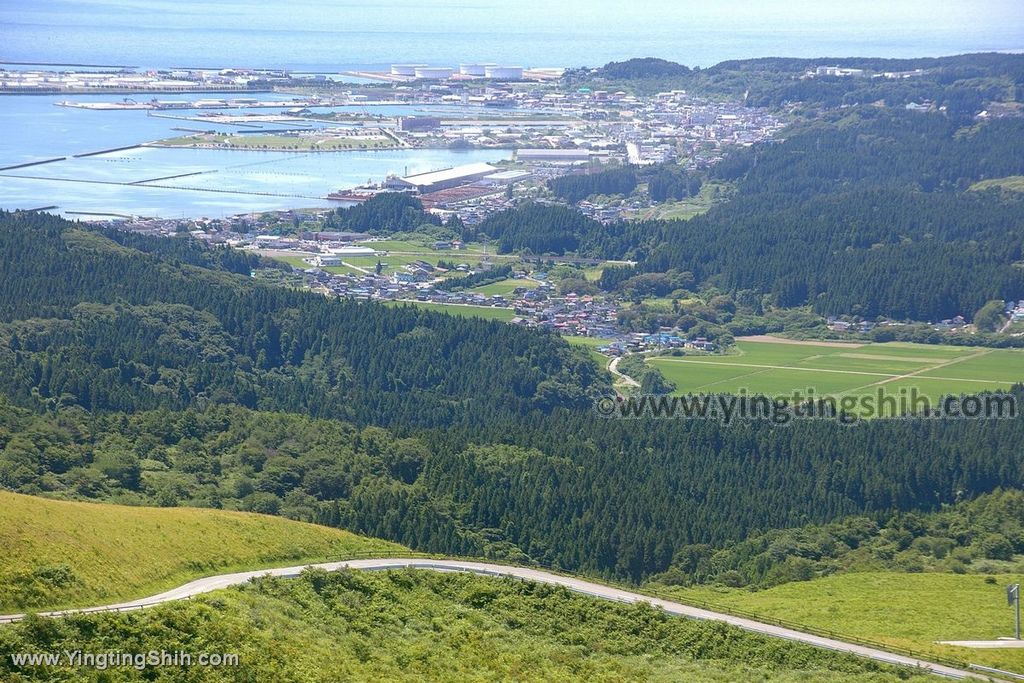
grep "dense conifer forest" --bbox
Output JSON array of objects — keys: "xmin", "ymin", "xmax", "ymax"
[
  {"xmin": 325, "ymin": 193, "xmax": 441, "ymax": 233},
  {"xmin": 0, "ymin": 212, "xmax": 601, "ymax": 424}
]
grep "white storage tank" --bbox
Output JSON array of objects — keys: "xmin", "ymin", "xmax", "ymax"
[
  {"xmin": 391, "ymin": 64, "xmax": 427, "ymax": 76},
  {"xmin": 459, "ymin": 63, "xmax": 494, "ymax": 77},
  {"xmin": 414, "ymin": 66, "xmax": 455, "ymax": 80},
  {"xmin": 484, "ymin": 66, "xmax": 524, "ymax": 80}
]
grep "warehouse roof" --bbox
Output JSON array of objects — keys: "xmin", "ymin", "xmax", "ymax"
[{"xmin": 401, "ymin": 162, "xmax": 499, "ymax": 186}]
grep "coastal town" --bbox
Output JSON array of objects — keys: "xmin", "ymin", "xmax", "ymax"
[
  {"xmin": 6, "ymin": 61, "xmax": 783, "ymax": 225},
  {"xmin": 10, "ymin": 59, "xmax": 1013, "ymax": 351}
]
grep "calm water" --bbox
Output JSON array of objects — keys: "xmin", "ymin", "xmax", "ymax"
[
  {"xmin": 0, "ymin": 93, "xmax": 509, "ymax": 217},
  {"xmin": 2, "ymin": 0, "xmax": 1022, "ymax": 70}
]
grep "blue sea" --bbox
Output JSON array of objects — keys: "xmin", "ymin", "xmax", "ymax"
[
  {"xmin": 0, "ymin": 93, "xmax": 512, "ymax": 217},
  {"xmin": 2, "ymin": 0, "xmax": 1022, "ymax": 70}
]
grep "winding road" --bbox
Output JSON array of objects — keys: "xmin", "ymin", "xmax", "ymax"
[
  {"xmin": 608, "ymin": 355, "xmax": 640, "ymax": 388},
  {"xmin": 0, "ymin": 558, "xmax": 990, "ymax": 680}
]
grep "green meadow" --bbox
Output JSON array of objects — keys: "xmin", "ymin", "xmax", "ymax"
[
  {"xmin": 384, "ymin": 300, "xmax": 517, "ymax": 321},
  {"xmin": 648, "ymin": 339, "xmax": 1024, "ymax": 415},
  {"xmin": 473, "ymin": 278, "xmax": 539, "ymax": 296},
  {"xmin": 0, "ymin": 492, "xmax": 402, "ymax": 612},
  {"xmin": 566, "ymin": 335, "xmax": 614, "ymax": 368},
  {"xmin": 661, "ymin": 572, "xmax": 1024, "ymax": 674}
]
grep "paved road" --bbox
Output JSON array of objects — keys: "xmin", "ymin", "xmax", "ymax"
[
  {"xmin": 0, "ymin": 558, "xmax": 988, "ymax": 680},
  {"xmin": 608, "ymin": 355, "xmax": 640, "ymax": 388}
]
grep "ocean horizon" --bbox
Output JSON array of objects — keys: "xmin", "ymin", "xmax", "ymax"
[{"xmin": 2, "ymin": 0, "xmax": 1023, "ymax": 71}]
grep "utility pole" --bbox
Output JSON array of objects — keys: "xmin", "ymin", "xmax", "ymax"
[{"xmin": 1009, "ymin": 584, "xmax": 1021, "ymax": 640}]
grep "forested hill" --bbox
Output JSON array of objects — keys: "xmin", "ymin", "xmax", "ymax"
[
  {"xmin": 325, "ymin": 192, "xmax": 441, "ymax": 233},
  {"xmin": 4, "ymin": 391, "xmax": 1024, "ymax": 582},
  {"xmin": 567, "ymin": 52, "xmax": 1024, "ymax": 111},
  {"xmin": 649, "ymin": 489, "xmax": 1024, "ymax": 590},
  {"xmin": 642, "ymin": 109, "xmax": 1024, "ymax": 320},
  {"xmin": 473, "ymin": 108, "xmax": 1024, "ymax": 320},
  {"xmin": 0, "ymin": 211, "xmax": 604, "ymax": 424},
  {"xmin": 3, "ymin": 216, "xmax": 1024, "ymax": 583}
]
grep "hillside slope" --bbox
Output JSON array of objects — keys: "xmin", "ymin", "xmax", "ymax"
[
  {"xmin": 664, "ymin": 572, "xmax": 1024, "ymax": 674},
  {"xmin": 0, "ymin": 211, "xmax": 604, "ymax": 425},
  {"xmin": 0, "ymin": 492, "xmax": 402, "ymax": 611},
  {"xmin": 0, "ymin": 569, "xmax": 938, "ymax": 682}
]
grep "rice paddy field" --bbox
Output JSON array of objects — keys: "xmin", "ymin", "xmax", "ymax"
[{"xmin": 648, "ymin": 338, "xmax": 1024, "ymax": 415}]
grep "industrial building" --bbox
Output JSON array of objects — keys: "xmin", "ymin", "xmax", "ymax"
[
  {"xmin": 484, "ymin": 66, "xmax": 524, "ymax": 80},
  {"xmin": 397, "ymin": 116, "xmax": 442, "ymax": 132},
  {"xmin": 459, "ymin": 63, "xmax": 495, "ymax": 76},
  {"xmin": 301, "ymin": 231, "xmax": 364, "ymax": 242},
  {"xmin": 386, "ymin": 162, "xmax": 500, "ymax": 193},
  {"xmin": 515, "ymin": 148, "xmax": 595, "ymax": 162},
  {"xmin": 329, "ymin": 246, "xmax": 376, "ymax": 256},
  {"xmin": 414, "ymin": 67, "xmax": 455, "ymax": 80},
  {"xmin": 391, "ymin": 64, "xmax": 427, "ymax": 76},
  {"xmin": 813, "ymin": 65, "xmax": 865, "ymax": 77},
  {"xmin": 483, "ymin": 170, "xmax": 532, "ymax": 184}
]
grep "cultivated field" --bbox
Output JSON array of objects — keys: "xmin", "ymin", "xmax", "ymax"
[
  {"xmin": 662, "ymin": 572, "xmax": 1024, "ymax": 673},
  {"xmin": 649, "ymin": 339, "xmax": 1024, "ymax": 414}
]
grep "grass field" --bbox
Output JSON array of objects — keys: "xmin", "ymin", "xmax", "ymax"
[
  {"xmin": 263, "ymin": 253, "xmax": 366, "ymax": 276},
  {"xmin": 473, "ymin": 278, "xmax": 539, "ymax": 296},
  {"xmin": 270, "ymin": 251, "xmax": 482, "ymax": 275},
  {"xmin": 660, "ymin": 572, "xmax": 1024, "ymax": 673},
  {"xmin": 625, "ymin": 181, "xmax": 730, "ymax": 221},
  {"xmin": 269, "ymin": 253, "xmax": 312, "ymax": 269},
  {"xmin": 970, "ymin": 175, "xmax": 1024, "ymax": 193},
  {"xmin": 0, "ymin": 491, "xmax": 402, "ymax": 612},
  {"xmin": 355, "ymin": 239, "xmax": 429, "ymax": 252},
  {"xmin": 357, "ymin": 239, "xmax": 490, "ymax": 256},
  {"xmin": 566, "ymin": 336, "xmax": 614, "ymax": 368},
  {"xmin": 648, "ymin": 339, "xmax": 1024, "ymax": 415},
  {"xmin": 384, "ymin": 300, "xmax": 517, "ymax": 321}
]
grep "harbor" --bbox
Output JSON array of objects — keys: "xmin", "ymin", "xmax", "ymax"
[{"xmin": 0, "ymin": 92, "xmax": 512, "ymax": 217}]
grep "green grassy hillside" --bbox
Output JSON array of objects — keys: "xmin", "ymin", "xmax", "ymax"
[
  {"xmin": 0, "ymin": 569, "xmax": 938, "ymax": 682},
  {"xmin": 0, "ymin": 492, "xmax": 403, "ymax": 612},
  {"xmin": 970, "ymin": 175, "xmax": 1024, "ymax": 193},
  {"xmin": 661, "ymin": 572, "xmax": 1024, "ymax": 674}
]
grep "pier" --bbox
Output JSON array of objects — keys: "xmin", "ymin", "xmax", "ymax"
[
  {"xmin": 0, "ymin": 172, "xmax": 324, "ymax": 201},
  {"xmin": 0, "ymin": 157, "xmax": 66, "ymax": 171},
  {"xmin": 73, "ymin": 145, "xmax": 143, "ymax": 158}
]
